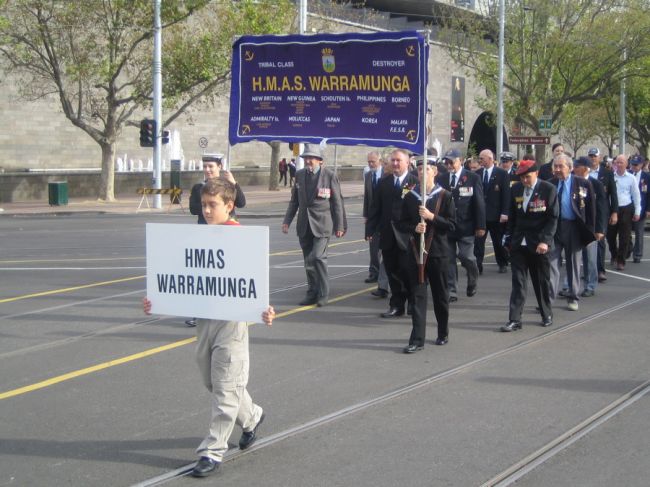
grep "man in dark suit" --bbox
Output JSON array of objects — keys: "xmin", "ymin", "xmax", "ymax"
[
  {"xmin": 573, "ymin": 157, "xmax": 608, "ymax": 297},
  {"xmin": 439, "ymin": 149, "xmax": 486, "ymax": 301},
  {"xmin": 475, "ymin": 149, "xmax": 511, "ymax": 274},
  {"xmin": 587, "ymin": 147, "xmax": 618, "ymax": 281},
  {"xmin": 501, "ymin": 160, "xmax": 559, "ymax": 331},
  {"xmin": 549, "ymin": 154, "xmax": 596, "ymax": 311},
  {"xmin": 282, "ymin": 144, "xmax": 346, "ymax": 307},
  {"xmin": 538, "ymin": 143, "xmax": 565, "ymax": 181},
  {"xmin": 397, "ymin": 159, "xmax": 456, "ymax": 352},
  {"xmin": 629, "ymin": 155, "xmax": 650, "ymax": 263},
  {"xmin": 362, "ymin": 151, "xmax": 388, "ymax": 296},
  {"xmin": 366, "ymin": 148, "xmax": 419, "ymax": 317}
]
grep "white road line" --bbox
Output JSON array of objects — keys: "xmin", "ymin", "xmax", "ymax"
[{"xmin": 0, "ymin": 267, "xmax": 146, "ymax": 271}]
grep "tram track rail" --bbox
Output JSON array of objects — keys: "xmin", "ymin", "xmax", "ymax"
[{"xmin": 132, "ymin": 291, "xmax": 650, "ymax": 486}]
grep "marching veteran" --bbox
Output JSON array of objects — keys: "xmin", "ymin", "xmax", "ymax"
[
  {"xmin": 501, "ymin": 159, "xmax": 559, "ymax": 332},
  {"xmin": 282, "ymin": 144, "xmax": 346, "ymax": 307}
]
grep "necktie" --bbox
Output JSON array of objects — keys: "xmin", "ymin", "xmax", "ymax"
[
  {"xmin": 558, "ymin": 181, "xmax": 565, "ymax": 217},
  {"xmin": 372, "ymin": 171, "xmax": 377, "ymax": 189},
  {"xmin": 483, "ymin": 170, "xmax": 489, "ymax": 192},
  {"xmin": 394, "ymin": 177, "xmax": 400, "ymax": 190},
  {"xmin": 525, "ymin": 187, "xmax": 531, "ymax": 197},
  {"xmin": 451, "ymin": 174, "xmax": 457, "ymax": 188}
]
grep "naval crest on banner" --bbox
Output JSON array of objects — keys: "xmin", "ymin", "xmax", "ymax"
[{"xmin": 321, "ymin": 48, "xmax": 335, "ymax": 73}]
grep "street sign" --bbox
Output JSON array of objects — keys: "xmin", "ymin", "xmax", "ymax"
[{"xmin": 509, "ymin": 136, "xmax": 551, "ymax": 145}]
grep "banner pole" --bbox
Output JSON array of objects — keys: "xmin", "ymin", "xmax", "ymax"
[{"xmin": 418, "ymin": 30, "xmax": 431, "ymax": 284}]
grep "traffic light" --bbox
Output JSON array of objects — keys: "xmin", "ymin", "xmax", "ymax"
[
  {"xmin": 140, "ymin": 119, "xmax": 156, "ymax": 147},
  {"xmin": 162, "ymin": 130, "xmax": 170, "ymax": 145}
]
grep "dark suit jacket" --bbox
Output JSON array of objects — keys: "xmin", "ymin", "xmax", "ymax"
[
  {"xmin": 397, "ymin": 185, "xmax": 456, "ymax": 258},
  {"xmin": 552, "ymin": 175, "xmax": 596, "ymax": 246},
  {"xmin": 508, "ymin": 180, "xmax": 559, "ymax": 251},
  {"xmin": 476, "ymin": 166, "xmax": 511, "ymax": 222},
  {"xmin": 538, "ymin": 161, "xmax": 554, "ymax": 181},
  {"xmin": 586, "ymin": 176, "xmax": 609, "ymax": 235},
  {"xmin": 189, "ymin": 180, "xmax": 246, "ymax": 224},
  {"xmin": 366, "ymin": 172, "xmax": 419, "ymax": 250},
  {"xmin": 439, "ymin": 169, "xmax": 486, "ymax": 238},
  {"xmin": 283, "ymin": 167, "xmax": 345, "ymax": 238},
  {"xmin": 362, "ymin": 168, "xmax": 384, "ymax": 219},
  {"xmin": 592, "ymin": 166, "xmax": 618, "ymax": 216}
]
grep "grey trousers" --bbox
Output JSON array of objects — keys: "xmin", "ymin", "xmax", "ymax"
[
  {"xmin": 550, "ymin": 220, "xmax": 583, "ymax": 301},
  {"xmin": 299, "ymin": 228, "xmax": 330, "ymax": 299},
  {"xmin": 195, "ymin": 319, "xmax": 263, "ymax": 462},
  {"xmin": 447, "ymin": 234, "xmax": 479, "ymax": 296},
  {"xmin": 369, "ymin": 231, "xmax": 389, "ymax": 291}
]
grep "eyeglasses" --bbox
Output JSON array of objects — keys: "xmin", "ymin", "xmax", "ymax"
[{"xmin": 444, "ymin": 160, "xmax": 454, "ymax": 165}]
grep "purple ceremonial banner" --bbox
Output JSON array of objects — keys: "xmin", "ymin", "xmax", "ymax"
[{"xmin": 229, "ymin": 31, "xmax": 428, "ymax": 154}]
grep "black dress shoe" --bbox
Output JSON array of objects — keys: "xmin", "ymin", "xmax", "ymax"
[
  {"xmin": 500, "ymin": 320, "xmax": 522, "ymax": 332},
  {"xmin": 498, "ymin": 266, "xmax": 508, "ymax": 274},
  {"xmin": 449, "ymin": 296, "xmax": 458, "ymax": 303},
  {"xmin": 299, "ymin": 296, "xmax": 317, "ymax": 306},
  {"xmin": 434, "ymin": 337, "xmax": 448, "ymax": 345},
  {"xmin": 633, "ymin": 257, "xmax": 641, "ymax": 263},
  {"xmin": 381, "ymin": 307, "xmax": 404, "ymax": 318},
  {"xmin": 191, "ymin": 457, "xmax": 221, "ymax": 477},
  {"xmin": 364, "ymin": 275, "xmax": 378, "ymax": 283},
  {"xmin": 371, "ymin": 288, "xmax": 388, "ymax": 298},
  {"xmin": 541, "ymin": 316, "xmax": 553, "ymax": 327},
  {"xmin": 239, "ymin": 413, "xmax": 265, "ymax": 450},
  {"xmin": 316, "ymin": 297, "xmax": 328, "ymax": 307},
  {"xmin": 466, "ymin": 284, "xmax": 477, "ymax": 297},
  {"xmin": 403, "ymin": 344, "xmax": 423, "ymax": 353}
]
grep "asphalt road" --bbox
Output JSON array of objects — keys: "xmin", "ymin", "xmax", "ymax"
[{"xmin": 1, "ymin": 202, "xmax": 649, "ymax": 487}]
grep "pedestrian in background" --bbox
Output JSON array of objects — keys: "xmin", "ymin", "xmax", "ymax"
[
  {"xmin": 362, "ymin": 151, "xmax": 390, "ymax": 298},
  {"xmin": 607, "ymin": 155, "xmax": 641, "ymax": 270},
  {"xmin": 279, "ymin": 158, "xmax": 288, "ymax": 187},
  {"xmin": 628, "ymin": 155, "xmax": 649, "ymax": 263},
  {"xmin": 587, "ymin": 147, "xmax": 618, "ymax": 282},
  {"xmin": 439, "ymin": 149, "xmax": 485, "ymax": 302},
  {"xmin": 288, "ymin": 158, "xmax": 297, "ymax": 187},
  {"xmin": 475, "ymin": 149, "xmax": 510, "ymax": 274}
]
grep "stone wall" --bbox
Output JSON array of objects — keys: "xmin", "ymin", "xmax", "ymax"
[{"xmin": 0, "ymin": 20, "xmax": 485, "ymax": 187}]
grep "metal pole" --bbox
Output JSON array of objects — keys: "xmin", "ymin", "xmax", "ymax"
[
  {"xmin": 496, "ymin": 0, "xmax": 505, "ymax": 158},
  {"xmin": 619, "ymin": 48, "xmax": 626, "ymax": 155},
  {"xmin": 152, "ymin": 0, "xmax": 162, "ymax": 209},
  {"xmin": 296, "ymin": 0, "xmax": 307, "ymax": 170}
]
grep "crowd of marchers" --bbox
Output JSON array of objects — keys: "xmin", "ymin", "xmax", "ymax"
[{"xmin": 353, "ymin": 143, "xmax": 648, "ymax": 352}]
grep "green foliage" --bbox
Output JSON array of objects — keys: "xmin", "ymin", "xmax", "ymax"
[{"xmin": 442, "ymin": 0, "xmax": 650, "ymax": 136}]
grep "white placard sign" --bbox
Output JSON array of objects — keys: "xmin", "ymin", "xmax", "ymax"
[{"xmin": 146, "ymin": 223, "xmax": 269, "ymax": 323}]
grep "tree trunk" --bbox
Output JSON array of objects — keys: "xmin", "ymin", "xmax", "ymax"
[
  {"xmin": 268, "ymin": 141, "xmax": 281, "ymax": 191},
  {"xmin": 99, "ymin": 142, "xmax": 116, "ymax": 202}
]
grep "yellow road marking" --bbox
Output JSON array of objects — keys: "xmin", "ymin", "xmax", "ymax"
[
  {"xmin": 0, "ymin": 286, "xmax": 376, "ymax": 400},
  {"xmin": 0, "ymin": 276, "xmax": 145, "ymax": 304},
  {"xmin": 0, "ymin": 338, "xmax": 196, "ymax": 400}
]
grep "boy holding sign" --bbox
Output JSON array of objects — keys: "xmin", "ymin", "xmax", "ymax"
[{"xmin": 143, "ymin": 179, "xmax": 275, "ymax": 478}]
